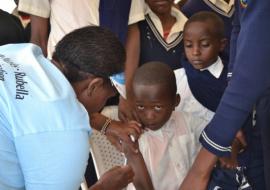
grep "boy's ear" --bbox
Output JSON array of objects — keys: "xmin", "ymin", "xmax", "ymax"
[
  {"xmin": 175, "ymin": 94, "xmax": 181, "ymax": 107},
  {"xmin": 86, "ymin": 77, "xmax": 104, "ymax": 97},
  {"xmin": 219, "ymin": 38, "xmax": 228, "ymax": 52}
]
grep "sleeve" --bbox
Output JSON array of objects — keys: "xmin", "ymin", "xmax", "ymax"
[
  {"xmin": 18, "ymin": 0, "xmax": 50, "ymax": 18},
  {"xmin": 14, "ymin": 130, "xmax": 90, "ymax": 190},
  {"xmin": 128, "ymin": 0, "xmax": 145, "ymax": 25},
  {"xmin": 200, "ymin": 0, "xmax": 270, "ymax": 157}
]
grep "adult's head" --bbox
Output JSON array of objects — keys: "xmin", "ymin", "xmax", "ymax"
[
  {"xmin": 183, "ymin": 11, "xmax": 227, "ymax": 70},
  {"xmin": 132, "ymin": 61, "xmax": 180, "ymax": 130},
  {"xmin": 52, "ymin": 26, "xmax": 126, "ymax": 113}
]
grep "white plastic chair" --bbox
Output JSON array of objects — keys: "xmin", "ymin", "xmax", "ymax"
[{"xmin": 89, "ymin": 106, "xmax": 126, "ymax": 178}]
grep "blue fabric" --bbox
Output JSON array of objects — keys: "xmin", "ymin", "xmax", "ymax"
[
  {"xmin": 0, "ymin": 44, "xmax": 91, "ymax": 189},
  {"xmin": 138, "ymin": 15, "xmax": 184, "ymax": 70},
  {"xmin": 208, "ymin": 167, "xmax": 252, "ymax": 190},
  {"xmin": 182, "ymin": 57, "xmax": 228, "ymax": 112},
  {"xmin": 200, "ymin": 0, "xmax": 270, "ymax": 157},
  {"xmin": 256, "ymin": 88, "xmax": 270, "ymax": 189},
  {"xmin": 99, "ymin": 0, "xmax": 131, "ymax": 44},
  {"xmin": 180, "ymin": 0, "xmax": 234, "ymax": 63}
]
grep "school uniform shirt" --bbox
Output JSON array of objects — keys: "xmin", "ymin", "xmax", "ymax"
[
  {"xmin": 175, "ymin": 57, "xmax": 225, "ymax": 122},
  {"xmin": 18, "ymin": 0, "xmax": 145, "ymax": 58},
  {"xmin": 0, "ymin": 44, "xmax": 91, "ymax": 190},
  {"xmin": 181, "ymin": 0, "xmax": 234, "ymax": 62},
  {"xmin": 127, "ymin": 111, "xmax": 208, "ymax": 190},
  {"xmin": 200, "ymin": 0, "xmax": 270, "ymax": 157},
  {"xmin": 139, "ymin": 5, "xmax": 187, "ymax": 69}
]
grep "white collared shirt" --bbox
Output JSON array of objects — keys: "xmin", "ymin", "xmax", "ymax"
[
  {"xmin": 174, "ymin": 57, "xmax": 224, "ymax": 122},
  {"xmin": 200, "ymin": 56, "xmax": 224, "ymax": 78},
  {"xmin": 203, "ymin": 0, "xmax": 234, "ymax": 17},
  {"xmin": 144, "ymin": 5, "xmax": 187, "ymax": 43},
  {"xmin": 127, "ymin": 111, "xmax": 207, "ymax": 190}
]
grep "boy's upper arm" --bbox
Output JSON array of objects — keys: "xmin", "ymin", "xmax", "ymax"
[{"xmin": 14, "ymin": 130, "xmax": 90, "ymax": 190}]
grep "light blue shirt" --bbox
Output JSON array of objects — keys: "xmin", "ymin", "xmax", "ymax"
[{"xmin": 0, "ymin": 44, "xmax": 91, "ymax": 190}]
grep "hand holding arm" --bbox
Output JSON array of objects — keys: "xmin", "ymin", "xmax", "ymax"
[{"xmin": 90, "ymin": 113, "xmax": 143, "ymax": 152}]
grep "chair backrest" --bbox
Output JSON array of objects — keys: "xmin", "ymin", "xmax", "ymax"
[
  {"xmin": 89, "ymin": 106, "xmax": 126, "ymax": 178},
  {"xmin": 89, "ymin": 129, "xmax": 126, "ymax": 178}
]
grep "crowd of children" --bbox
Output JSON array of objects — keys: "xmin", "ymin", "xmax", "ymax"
[{"xmin": 1, "ymin": 0, "xmax": 270, "ymax": 190}]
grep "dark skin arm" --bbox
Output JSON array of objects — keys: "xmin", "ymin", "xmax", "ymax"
[
  {"xmin": 118, "ymin": 23, "xmax": 140, "ymax": 122},
  {"xmin": 89, "ymin": 165, "xmax": 134, "ymax": 190},
  {"xmin": 179, "ymin": 147, "xmax": 218, "ymax": 190},
  {"xmin": 29, "ymin": 15, "xmax": 49, "ymax": 56},
  {"xmin": 122, "ymin": 141, "xmax": 154, "ymax": 190}
]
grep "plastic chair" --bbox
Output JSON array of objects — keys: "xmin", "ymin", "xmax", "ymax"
[{"xmin": 89, "ymin": 106, "xmax": 126, "ymax": 178}]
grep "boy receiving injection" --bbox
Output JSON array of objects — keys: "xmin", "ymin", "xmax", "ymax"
[{"xmin": 122, "ymin": 62, "xmax": 207, "ymax": 190}]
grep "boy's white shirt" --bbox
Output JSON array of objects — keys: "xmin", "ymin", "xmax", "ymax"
[
  {"xmin": 199, "ymin": 56, "xmax": 224, "ymax": 78},
  {"xmin": 126, "ymin": 57, "xmax": 223, "ymax": 189},
  {"xmin": 175, "ymin": 57, "xmax": 224, "ymax": 122},
  {"xmin": 144, "ymin": 5, "xmax": 187, "ymax": 43},
  {"xmin": 127, "ymin": 111, "xmax": 208, "ymax": 190}
]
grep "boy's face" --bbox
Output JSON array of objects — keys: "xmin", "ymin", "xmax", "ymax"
[
  {"xmin": 146, "ymin": 0, "xmax": 173, "ymax": 15},
  {"xmin": 183, "ymin": 21, "xmax": 226, "ymax": 70},
  {"xmin": 133, "ymin": 83, "xmax": 179, "ymax": 131}
]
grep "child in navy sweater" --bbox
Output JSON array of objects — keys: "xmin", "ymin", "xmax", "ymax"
[{"xmin": 177, "ymin": 11, "xmax": 262, "ymax": 189}]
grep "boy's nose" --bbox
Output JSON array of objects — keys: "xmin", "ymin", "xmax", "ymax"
[
  {"xmin": 145, "ymin": 110, "xmax": 155, "ymax": 120},
  {"xmin": 192, "ymin": 46, "xmax": 200, "ymax": 56}
]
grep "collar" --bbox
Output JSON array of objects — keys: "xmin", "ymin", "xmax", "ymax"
[
  {"xmin": 203, "ymin": 0, "xmax": 234, "ymax": 17},
  {"xmin": 200, "ymin": 57, "xmax": 224, "ymax": 78},
  {"xmin": 145, "ymin": 5, "xmax": 187, "ymax": 42},
  {"xmin": 145, "ymin": 111, "xmax": 177, "ymax": 137}
]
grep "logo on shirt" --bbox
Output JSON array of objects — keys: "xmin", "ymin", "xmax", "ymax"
[{"xmin": 240, "ymin": 0, "xmax": 248, "ymax": 8}]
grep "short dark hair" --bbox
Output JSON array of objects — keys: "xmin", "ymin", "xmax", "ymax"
[
  {"xmin": 133, "ymin": 62, "xmax": 177, "ymax": 97},
  {"xmin": 184, "ymin": 11, "xmax": 225, "ymax": 39},
  {"xmin": 53, "ymin": 26, "xmax": 125, "ymax": 82}
]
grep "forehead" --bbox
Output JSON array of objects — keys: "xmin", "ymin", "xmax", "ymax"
[
  {"xmin": 133, "ymin": 83, "xmax": 171, "ymax": 101},
  {"xmin": 184, "ymin": 20, "xmax": 215, "ymax": 38}
]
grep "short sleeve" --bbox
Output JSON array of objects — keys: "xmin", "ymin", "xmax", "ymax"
[
  {"xmin": 18, "ymin": 0, "xmax": 50, "ymax": 18},
  {"xmin": 128, "ymin": 0, "xmax": 145, "ymax": 25}
]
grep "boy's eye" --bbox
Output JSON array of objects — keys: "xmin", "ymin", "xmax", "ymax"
[
  {"xmin": 201, "ymin": 42, "xmax": 210, "ymax": 47},
  {"xmin": 154, "ymin": 105, "xmax": 162, "ymax": 111},
  {"xmin": 184, "ymin": 43, "xmax": 192, "ymax": 48},
  {"xmin": 137, "ymin": 105, "xmax": 144, "ymax": 110}
]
